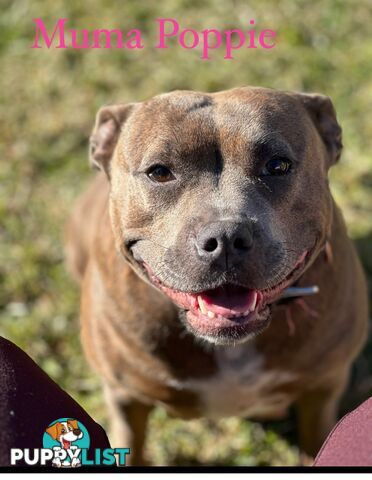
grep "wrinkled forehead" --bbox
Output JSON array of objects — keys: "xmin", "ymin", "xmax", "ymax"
[{"xmin": 120, "ymin": 89, "xmax": 311, "ymax": 167}]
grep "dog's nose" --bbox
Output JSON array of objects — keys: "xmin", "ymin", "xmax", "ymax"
[
  {"xmin": 195, "ymin": 220, "xmax": 253, "ymax": 266},
  {"xmin": 73, "ymin": 428, "xmax": 81, "ymax": 436}
]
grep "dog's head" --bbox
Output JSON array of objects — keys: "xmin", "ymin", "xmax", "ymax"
[
  {"xmin": 46, "ymin": 419, "xmax": 83, "ymax": 448},
  {"xmin": 90, "ymin": 87, "xmax": 342, "ymax": 344}
]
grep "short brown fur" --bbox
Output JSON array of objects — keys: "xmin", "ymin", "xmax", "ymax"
[{"xmin": 66, "ymin": 87, "xmax": 368, "ymax": 465}]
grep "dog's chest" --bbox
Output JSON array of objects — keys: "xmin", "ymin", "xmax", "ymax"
[{"xmin": 177, "ymin": 343, "xmax": 297, "ymax": 418}]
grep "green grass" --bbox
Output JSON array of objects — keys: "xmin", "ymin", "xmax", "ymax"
[{"xmin": 0, "ymin": 0, "xmax": 371, "ymax": 466}]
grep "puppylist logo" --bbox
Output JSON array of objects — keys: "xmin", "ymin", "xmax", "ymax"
[{"xmin": 10, "ymin": 418, "xmax": 130, "ymax": 467}]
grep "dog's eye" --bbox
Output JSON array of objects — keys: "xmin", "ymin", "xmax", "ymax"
[
  {"xmin": 61, "ymin": 429, "xmax": 65, "ymax": 433},
  {"xmin": 146, "ymin": 165, "xmax": 175, "ymax": 183},
  {"xmin": 262, "ymin": 157, "xmax": 292, "ymax": 176}
]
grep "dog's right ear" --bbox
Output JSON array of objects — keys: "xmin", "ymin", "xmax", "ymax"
[
  {"xmin": 89, "ymin": 104, "xmax": 136, "ymax": 175},
  {"xmin": 46, "ymin": 423, "xmax": 59, "ymax": 440}
]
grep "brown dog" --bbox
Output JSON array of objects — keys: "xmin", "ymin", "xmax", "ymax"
[{"xmin": 66, "ymin": 87, "xmax": 368, "ymax": 465}]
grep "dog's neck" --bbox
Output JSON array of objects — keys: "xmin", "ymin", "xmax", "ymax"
[{"xmin": 277, "ymin": 240, "xmax": 332, "ymax": 305}]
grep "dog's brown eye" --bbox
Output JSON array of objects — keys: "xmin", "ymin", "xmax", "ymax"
[
  {"xmin": 263, "ymin": 157, "xmax": 292, "ymax": 176},
  {"xmin": 147, "ymin": 165, "xmax": 175, "ymax": 183}
]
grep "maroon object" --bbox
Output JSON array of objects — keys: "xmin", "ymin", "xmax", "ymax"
[
  {"xmin": 0, "ymin": 336, "xmax": 110, "ymax": 467},
  {"xmin": 315, "ymin": 397, "xmax": 372, "ymax": 466}
]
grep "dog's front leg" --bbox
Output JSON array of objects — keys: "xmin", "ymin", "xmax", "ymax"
[
  {"xmin": 295, "ymin": 369, "xmax": 349, "ymax": 461},
  {"xmin": 104, "ymin": 387, "xmax": 153, "ymax": 466}
]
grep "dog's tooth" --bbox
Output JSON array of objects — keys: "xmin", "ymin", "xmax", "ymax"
[
  {"xmin": 207, "ymin": 311, "xmax": 216, "ymax": 319},
  {"xmin": 244, "ymin": 310, "xmax": 250, "ymax": 316},
  {"xmin": 250, "ymin": 291, "xmax": 258, "ymax": 312},
  {"xmin": 198, "ymin": 295, "xmax": 207, "ymax": 314}
]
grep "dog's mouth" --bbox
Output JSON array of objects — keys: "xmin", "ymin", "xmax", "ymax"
[
  {"xmin": 62, "ymin": 439, "xmax": 71, "ymax": 449},
  {"xmin": 142, "ymin": 250, "xmax": 309, "ymax": 344}
]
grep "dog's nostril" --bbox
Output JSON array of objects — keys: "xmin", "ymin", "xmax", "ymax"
[
  {"xmin": 233, "ymin": 236, "xmax": 248, "ymax": 251},
  {"xmin": 203, "ymin": 238, "xmax": 219, "ymax": 252},
  {"xmin": 73, "ymin": 429, "xmax": 81, "ymax": 436},
  {"xmin": 196, "ymin": 221, "xmax": 253, "ymax": 260}
]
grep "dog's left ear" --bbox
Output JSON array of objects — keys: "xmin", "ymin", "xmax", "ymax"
[
  {"xmin": 89, "ymin": 103, "xmax": 136, "ymax": 176},
  {"xmin": 67, "ymin": 419, "xmax": 79, "ymax": 430},
  {"xmin": 293, "ymin": 93, "xmax": 342, "ymax": 167}
]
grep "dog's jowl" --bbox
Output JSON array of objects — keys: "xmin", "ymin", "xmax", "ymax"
[{"xmin": 66, "ymin": 87, "xmax": 368, "ymax": 465}]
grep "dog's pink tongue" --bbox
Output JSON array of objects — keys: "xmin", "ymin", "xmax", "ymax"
[
  {"xmin": 200, "ymin": 286, "xmax": 258, "ymax": 316},
  {"xmin": 62, "ymin": 439, "xmax": 71, "ymax": 449}
]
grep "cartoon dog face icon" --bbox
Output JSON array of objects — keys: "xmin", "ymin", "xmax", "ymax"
[
  {"xmin": 46, "ymin": 419, "xmax": 83, "ymax": 449},
  {"xmin": 46, "ymin": 419, "xmax": 83, "ymax": 467}
]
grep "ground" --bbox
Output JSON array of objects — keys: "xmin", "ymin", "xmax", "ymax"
[{"xmin": 0, "ymin": 0, "xmax": 371, "ymax": 466}]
